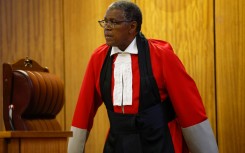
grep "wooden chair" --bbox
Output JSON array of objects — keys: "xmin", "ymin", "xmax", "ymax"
[{"xmin": 2, "ymin": 57, "xmax": 64, "ymax": 131}]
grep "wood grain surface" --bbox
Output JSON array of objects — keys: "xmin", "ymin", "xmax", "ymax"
[
  {"xmin": 63, "ymin": 0, "xmax": 114, "ymax": 152},
  {"xmin": 215, "ymin": 0, "xmax": 245, "ymax": 152},
  {"xmin": 0, "ymin": 0, "xmax": 65, "ymax": 130}
]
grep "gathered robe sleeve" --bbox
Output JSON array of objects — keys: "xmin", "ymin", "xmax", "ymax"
[{"xmin": 149, "ymin": 39, "xmax": 218, "ymax": 153}]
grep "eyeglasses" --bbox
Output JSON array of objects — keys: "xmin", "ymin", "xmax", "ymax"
[{"xmin": 98, "ymin": 20, "xmax": 132, "ymax": 28}]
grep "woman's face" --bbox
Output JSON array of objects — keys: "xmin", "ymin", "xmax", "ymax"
[{"xmin": 103, "ymin": 9, "xmax": 134, "ymax": 51}]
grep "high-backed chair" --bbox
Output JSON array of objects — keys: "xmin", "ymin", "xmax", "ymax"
[{"xmin": 2, "ymin": 57, "xmax": 64, "ymax": 131}]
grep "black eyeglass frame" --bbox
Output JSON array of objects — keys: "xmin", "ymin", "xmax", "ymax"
[{"xmin": 98, "ymin": 20, "xmax": 133, "ymax": 28}]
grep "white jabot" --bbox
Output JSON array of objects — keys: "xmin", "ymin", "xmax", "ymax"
[{"xmin": 111, "ymin": 38, "xmax": 138, "ymax": 106}]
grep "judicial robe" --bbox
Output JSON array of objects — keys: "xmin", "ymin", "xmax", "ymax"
[{"xmin": 68, "ymin": 33, "xmax": 218, "ymax": 153}]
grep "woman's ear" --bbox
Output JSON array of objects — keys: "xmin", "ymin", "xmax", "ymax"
[{"xmin": 129, "ymin": 21, "xmax": 137, "ymax": 34}]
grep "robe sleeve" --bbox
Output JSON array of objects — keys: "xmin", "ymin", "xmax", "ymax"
[
  {"xmin": 161, "ymin": 43, "xmax": 219, "ymax": 153},
  {"xmin": 68, "ymin": 53, "xmax": 103, "ymax": 153}
]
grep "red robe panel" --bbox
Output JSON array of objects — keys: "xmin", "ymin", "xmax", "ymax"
[{"xmin": 72, "ymin": 39, "xmax": 207, "ymax": 153}]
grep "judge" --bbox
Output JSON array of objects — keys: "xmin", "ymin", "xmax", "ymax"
[{"xmin": 68, "ymin": 1, "xmax": 219, "ymax": 153}]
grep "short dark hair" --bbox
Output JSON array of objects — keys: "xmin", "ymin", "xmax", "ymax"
[{"xmin": 108, "ymin": 1, "xmax": 142, "ymax": 32}]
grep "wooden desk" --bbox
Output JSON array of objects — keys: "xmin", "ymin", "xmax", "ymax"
[{"xmin": 0, "ymin": 131, "xmax": 72, "ymax": 153}]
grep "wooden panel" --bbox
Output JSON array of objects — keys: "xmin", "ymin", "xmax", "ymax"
[
  {"xmin": 0, "ymin": 131, "xmax": 72, "ymax": 138},
  {"xmin": 0, "ymin": 131, "xmax": 72, "ymax": 153},
  {"xmin": 21, "ymin": 138, "xmax": 67, "ymax": 153},
  {"xmin": 215, "ymin": 0, "xmax": 245, "ymax": 152},
  {"xmin": 0, "ymin": 139, "xmax": 19, "ymax": 153},
  {"xmin": 0, "ymin": 139, "xmax": 8, "ymax": 153},
  {"xmin": 136, "ymin": 0, "xmax": 216, "ymax": 130},
  {"xmin": 64, "ymin": 0, "xmax": 114, "ymax": 152},
  {"xmin": 0, "ymin": 0, "xmax": 64, "ymax": 130}
]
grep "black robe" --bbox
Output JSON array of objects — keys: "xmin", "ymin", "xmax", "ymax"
[{"xmin": 100, "ymin": 33, "xmax": 175, "ymax": 153}]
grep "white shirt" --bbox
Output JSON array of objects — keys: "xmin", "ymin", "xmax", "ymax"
[{"xmin": 110, "ymin": 38, "xmax": 138, "ymax": 106}]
